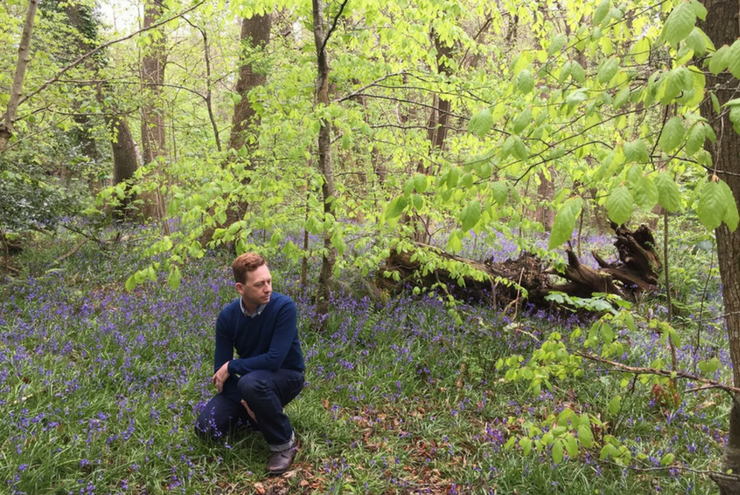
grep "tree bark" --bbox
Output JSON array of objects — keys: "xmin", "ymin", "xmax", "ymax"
[
  {"xmin": 699, "ymin": 1, "xmax": 740, "ymax": 493},
  {"xmin": 140, "ymin": 0, "xmax": 168, "ymax": 221},
  {"xmin": 0, "ymin": 0, "xmax": 39, "ymax": 153},
  {"xmin": 312, "ymin": 0, "xmax": 341, "ymax": 327},
  {"xmin": 228, "ymin": 14, "xmax": 272, "ymax": 154}
]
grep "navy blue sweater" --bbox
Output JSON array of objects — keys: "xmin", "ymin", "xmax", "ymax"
[{"xmin": 215, "ymin": 292, "xmax": 305, "ymax": 404}]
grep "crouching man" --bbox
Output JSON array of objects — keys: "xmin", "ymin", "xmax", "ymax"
[{"xmin": 195, "ymin": 252, "xmax": 305, "ymax": 475}]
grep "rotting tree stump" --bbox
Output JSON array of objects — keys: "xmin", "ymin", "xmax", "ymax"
[{"xmin": 378, "ymin": 223, "xmax": 662, "ymax": 311}]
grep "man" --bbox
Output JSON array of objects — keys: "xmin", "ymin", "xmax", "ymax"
[{"xmin": 195, "ymin": 252, "xmax": 305, "ymax": 475}]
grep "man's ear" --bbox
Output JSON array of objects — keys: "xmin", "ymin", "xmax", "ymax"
[{"xmin": 235, "ymin": 282, "xmax": 244, "ymax": 295}]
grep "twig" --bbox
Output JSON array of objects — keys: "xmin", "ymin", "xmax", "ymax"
[
  {"xmin": 56, "ymin": 239, "xmax": 89, "ymax": 262},
  {"xmin": 575, "ymin": 352, "xmax": 740, "ymax": 394}
]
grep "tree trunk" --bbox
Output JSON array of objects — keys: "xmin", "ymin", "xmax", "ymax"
[
  {"xmin": 698, "ymin": 1, "xmax": 740, "ymax": 493},
  {"xmin": 312, "ymin": 0, "xmax": 339, "ymax": 327},
  {"xmin": 228, "ymin": 14, "xmax": 272, "ymax": 154},
  {"xmin": 140, "ymin": 0, "xmax": 168, "ymax": 221},
  {"xmin": 0, "ymin": 0, "xmax": 39, "ymax": 153},
  {"xmin": 62, "ymin": 1, "xmax": 140, "ymax": 213}
]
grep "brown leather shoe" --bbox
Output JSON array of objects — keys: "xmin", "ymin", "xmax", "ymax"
[{"xmin": 266, "ymin": 446, "xmax": 296, "ymax": 475}]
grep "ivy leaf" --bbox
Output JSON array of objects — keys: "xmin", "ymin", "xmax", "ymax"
[
  {"xmin": 697, "ymin": 181, "xmax": 727, "ymax": 231},
  {"xmin": 468, "ymin": 108, "xmax": 493, "ymax": 137},
  {"xmin": 655, "ymin": 173, "xmax": 682, "ymax": 213},
  {"xmin": 492, "ymin": 181, "xmax": 509, "ymax": 206},
  {"xmin": 719, "ymin": 180, "xmax": 740, "ymax": 231},
  {"xmin": 459, "ymin": 199, "xmax": 481, "ymax": 231},
  {"xmin": 606, "ymin": 186, "xmax": 634, "ymax": 226},
  {"xmin": 659, "ymin": 117, "xmax": 685, "ymax": 153},
  {"xmin": 597, "ymin": 57, "xmax": 619, "ymax": 85},
  {"xmin": 623, "ymin": 139, "xmax": 648, "ymax": 163},
  {"xmin": 515, "ymin": 70, "xmax": 535, "ymax": 94},
  {"xmin": 661, "ymin": 2, "xmax": 696, "ymax": 47},
  {"xmin": 549, "ymin": 196, "xmax": 583, "ymax": 249}
]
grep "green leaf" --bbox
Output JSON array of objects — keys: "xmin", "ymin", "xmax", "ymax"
[
  {"xmin": 661, "ymin": 67, "xmax": 692, "ymax": 104},
  {"xmin": 623, "ymin": 139, "xmax": 648, "ymax": 163},
  {"xmin": 600, "ymin": 323, "xmax": 614, "ymax": 344},
  {"xmin": 552, "ymin": 440, "xmax": 564, "ymax": 464},
  {"xmin": 447, "ymin": 232, "xmax": 463, "ymax": 253},
  {"xmin": 460, "ymin": 199, "xmax": 482, "ymax": 231},
  {"xmin": 167, "ymin": 265, "xmax": 181, "ymax": 290},
  {"xmin": 719, "ymin": 180, "xmax": 739, "ymax": 231},
  {"xmin": 632, "ymin": 37, "xmax": 650, "ymax": 64},
  {"xmin": 597, "ymin": 58, "xmax": 619, "ymax": 85},
  {"xmin": 566, "ymin": 435, "xmax": 579, "ymax": 458},
  {"xmin": 413, "ymin": 174, "xmax": 428, "ymax": 193},
  {"xmin": 697, "ymin": 181, "xmax": 727, "ymax": 230},
  {"xmin": 606, "ymin": 186, "xmax": 634, "ymax": 226},
  {"xmin": 607, "ymin": 396, "xmax": 621, "ymax": 415},
  {"xmin": 515, "ymin": 70, "xmax": 535, "ymax": 94},
  {"xmin": 633, "ymin": 176, "xmax": 659, "ymax": 210},
  {"xmin": 578, "ymin": 425, "xmax": 594, "ymax": 448},
  {"xmin": 447, "ymin": 167, "xmax": 461, "ymax": 188},
  {"xmin": 728, "ymin": 41, "xmax": 740, "ymax": 79},
  {"xmin": 512, "ymin": 108, "xmax": 532, "ymax": 134},
  {"xmin": 125, "ymin": 274, "xmax": 137, "ymax": 291},
  {"xmin": 385, "ymin": 196, "xmax": 408, "ymax": 220},
  {"xmin": 570, "ymin": 61, "xmax": 586, "ymax": 83},
  {"xmin": 730, "ymin": 105, "xmax": 740, "ymax": 134},
  {"xmin": 709, "ymin": 45, "xmax": 732, "ymax": 75},
  {"xmin": 655, "ymin": 173, "xmax": 682, "ymax": 212},
  {"xmin": 685, "ymin": 123, "xmax": 707, "ymax": 156},
  {"xmin": 659, "ymin": 117, "xmax": 685, "ymax": 153},
  {"xmin": 613, "ymin": 86, "xmax": 630, "ymax": 109},
  {"xmin": 661, "ymin": 2, "xmax": 696, "ymax": 47},
  {"xmin": 549, "ymin": 196, "xmax": 583, "ymax": 249},
  {"xmin": 685, "ymin": 27, "xmax": 707, "ymax": 55},
  {"xmin": 520, "ymin": 437, "xmax": 532, "ymax": 456},
  {"xmin": 548, "ymin": 33, "xmax": 567, "ymax": 55},
  {"xmin": 468, "ymin": 108, "xmax": 493, "ymax": 137},
  {"xmin": 660, "ymin": 453, "xmax": 675, "ymax": 466},
  {"xmin": 565, "ymin": 88, "xmax": 589, "ymax": 107},
  {"xmin": 593, "ymin": 0, "xmax": 611, "ymax": 26},
  {"xmin": 492, "ymin": 181, "xmax": 509, "ymax": 206}
]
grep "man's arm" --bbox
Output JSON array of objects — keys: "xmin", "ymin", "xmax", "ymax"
[
  {"xmin": 213, "ymin": 311, "xmax": 234, "ymax": 394},
  {"xmin": 227, "ymin": 300, "xmax": 297, "ymax": 375}
]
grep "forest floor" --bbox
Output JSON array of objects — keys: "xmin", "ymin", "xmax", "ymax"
[{"xmin": 0, "ymin": 223, "xmax": 732, "ymax": 494}]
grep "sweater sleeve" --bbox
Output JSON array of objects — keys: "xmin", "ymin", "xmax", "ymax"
[
  {"xmin": 227, "ymin": 299, "xmax": 298, "ymax": 375},
  {"xmin": 214, "ymin": 310, "xmax": 234, "ymax": 373}
]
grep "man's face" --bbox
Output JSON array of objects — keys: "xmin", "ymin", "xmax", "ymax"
[{"xmin": 236, "ymin": 264, "xmax": 272, "ymax": 310}]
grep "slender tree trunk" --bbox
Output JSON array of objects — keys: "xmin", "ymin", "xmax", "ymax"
[
  {"xmin": 698, "ymin": 1, "xmax": 740, "ymax": 493},
  {"xmin": 140, "ymin": 0, "xmax": 168, "ymax": 221},
  {"xmin": 0, "ymin": 0, "xmax": 39, "ymax": 153},
  {"xmin": 228, "ymin": 14, "xmax": 272, "ymax": 154},
  {"xmin": 312, "ymin": 0, "xmax": 339, "ymax": 326}
]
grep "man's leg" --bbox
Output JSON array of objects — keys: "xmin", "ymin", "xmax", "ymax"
[
  {"xmin": 194, "ymin": 393, "xmax": 255, "ymax": 439},
  {"xmin": 237, "ymin": 369, "xmax": 304, "ymax": 472}
]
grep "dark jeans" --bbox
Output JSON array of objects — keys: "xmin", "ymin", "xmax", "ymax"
[{"xmin": 195, "ymin": 369, "xmax": 304, "ymax": 450}]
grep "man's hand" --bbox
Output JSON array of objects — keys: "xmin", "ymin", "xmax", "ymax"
[{"xmin": 212, "ymin": 361, "xmax": 230, "ymax": 394}]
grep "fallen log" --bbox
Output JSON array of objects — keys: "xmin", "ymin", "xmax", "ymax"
[{"xmin": 379, "ymin": 223, "xmax": 661, "ymax": 310}]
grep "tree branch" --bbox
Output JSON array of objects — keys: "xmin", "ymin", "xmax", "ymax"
[{"xmin": 319, "ymin": 0, "xmax": 350, "ymax": 56}]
